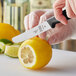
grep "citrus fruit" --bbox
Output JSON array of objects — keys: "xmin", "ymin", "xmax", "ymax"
[
  {"xmin": 5, "ymin": 45, "xmax": 20, "ymax": 58},
  {"xmin": 18, "ymin": 37, "xmax": 52, "ymax": 69},
  {"xmin": 13, "ymin": 42, "xmax": 23, "ymax": 45},
  {"xmin": 0, "ymin": 39, "xmax": 13, "ymax": 44},
  {"xmin": 0, "ymin": 23, "xmax": 20, "ymax": 41},
  {"xmin": 0, "ymin": 42, "xmax": 5, "ymax": 53},
  {"xmin": 0, "ymin": 39, "xmax": 13, "ymax": 53}
]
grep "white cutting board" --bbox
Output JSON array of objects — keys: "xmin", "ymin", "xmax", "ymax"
[{"xmin": 0, "ymin": 49, "xmax": 76, "ymax": 76}]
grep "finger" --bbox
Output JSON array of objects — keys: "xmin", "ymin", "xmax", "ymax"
[
  {"xmin": 39, "ymin": 10, "xmax": 54, "ymax": 40},
  {"xmin": 66, "ymin": 0, "xmax": 76, "ymax": 18},
  {"xmin": 74, "ymin": 0, "xmax": 76, "ymax": 12},
  {"xmin": 24, "ymin": 15, "xmax": 29, "ymax": 30},
  {"xmin": 68, "ymin": 0, "xmax": 76, "ymax": 17},
  {"xmin": 53, "ymin": 0, "xmax": 68, "ymax": 25},
  {"xmin": 29, "ymin": 10, "xmax": 45, "ymax": 29},
  {"xmin": 39, "ymin": 9, "xmax": 54, "ymax": 24}
]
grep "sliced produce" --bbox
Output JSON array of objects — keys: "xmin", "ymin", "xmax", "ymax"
[
  {"xmin": 18, "ymin": 37, "xmax": 52, "ymax": 69},
  {"xmin": 0, "ymin": 39, "xmax": 13, "ymax": 53},
  {"xmin": 5, "ymin": 45, "xmax": 20, "ymax": 58}
]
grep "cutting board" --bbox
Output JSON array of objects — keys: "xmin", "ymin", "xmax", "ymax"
[{"xmin": 0, "ymin": 49, "xmax": 76, "ymax": 76}]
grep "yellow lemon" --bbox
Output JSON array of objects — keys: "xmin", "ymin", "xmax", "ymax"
[
  {"xmin": 18, "ymin": 37, "xmax": 52, "ymax": 70},
  {"xmin": 0, "ymin": 23, "xmax": 20, "ymax": 41}
]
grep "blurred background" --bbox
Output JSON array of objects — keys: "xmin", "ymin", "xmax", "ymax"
[{"xmin": 0, "ymin": 0, "xmax": 76, "ymax": 51}]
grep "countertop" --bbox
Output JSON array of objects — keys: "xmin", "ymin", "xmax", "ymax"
[{"xmin": 0, "ymin": 49, "xmax": 76, "ymax": 76}]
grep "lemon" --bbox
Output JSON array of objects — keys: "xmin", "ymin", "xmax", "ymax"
[
  {"xmin": 5, "ymin": 45, "xmax": 20, "ymax": 58},
  {"xmin": 18, "ymin": 37, "xmax": 52, "ymax": 69},
  {"xmin": 0, "ymin": 39, "xmax": 13, "ymax": 53},
  {"xmin": 0, "ymin": 42, "xmax": 5, "ymax": 53},
  {"xmin": 13, "ymin": 42, "xmax": 23, "ymax": 45},
  {"xmin": 0, "ymin": 23, "xmax": 20, "ymax": 41}
]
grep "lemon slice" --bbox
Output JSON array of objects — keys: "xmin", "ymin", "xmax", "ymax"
[
  {"xmin": 18, "ymin": 37, "xmax": 52, "ymax": 69},
  {"xmin": 5, "ymin": 45, "xmax": 20, "ymax": 58}
]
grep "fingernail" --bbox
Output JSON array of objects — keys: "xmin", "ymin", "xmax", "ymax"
[{"xmin": 61, "ymin": 20, "xmax": 68, "ymax": 25}]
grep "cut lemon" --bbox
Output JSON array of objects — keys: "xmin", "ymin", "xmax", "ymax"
[
  {"xmin": 5, "ymin": 45, "xmax": 20, "ymax": 58},
  {"xmin": 18, "ymin": 37, "xmax": 52, "ymax": 69}
]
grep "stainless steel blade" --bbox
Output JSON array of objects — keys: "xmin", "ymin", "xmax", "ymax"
[{"xmin": 12, "ymin": 21, "xmax": 51, "ymax": 43}]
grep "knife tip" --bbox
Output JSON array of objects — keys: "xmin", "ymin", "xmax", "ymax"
[{"xmin": 12, "ymin": 37, "xmax": 19, "ymax": 43}]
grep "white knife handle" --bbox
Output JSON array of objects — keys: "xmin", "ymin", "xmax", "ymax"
[{"xmin": 47, "ymin": 10, "xmax": 71, "ymax": 28}]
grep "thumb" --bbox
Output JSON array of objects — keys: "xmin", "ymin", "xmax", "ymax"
[{"xmin": 39, "ymin": 10, "xmax": 54, "ymax": 40}]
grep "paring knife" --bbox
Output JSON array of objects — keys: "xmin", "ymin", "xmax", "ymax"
[{"xmin": 12, "ymin": 10, "xmax": 70, "ymax": 43}]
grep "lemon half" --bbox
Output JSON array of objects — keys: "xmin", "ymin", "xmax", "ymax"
[{"xmin": 18, "ymin": 37, "xmax": 52, "ymax": 69}]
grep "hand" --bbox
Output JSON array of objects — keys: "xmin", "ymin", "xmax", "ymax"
[
  {"xmin": 53, "ymin": 0, "xmax": 76, "ymax": 25},
  {"xmin": 24, "ymin": 9, "xmax": 76, "ymax": 45}
]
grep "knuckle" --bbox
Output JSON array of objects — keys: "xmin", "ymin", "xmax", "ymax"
[
  {"xmin": 55, "ymin": 15, "xmax": 61, "ymax": 21},
  {"xmin": 30, "ymin": 11, "xmax": 39, "ymax": 20},
  {"xmin": 24, "ymin": 15, "xmax": 28, "ymax": 20},
  {"xmin": 30, "ymin": 12, "xmax": 36, "ymax": 16},
  {"xmin": 53, "ymin": 2, "xmax": 57, "ymax": 8},
  {"xmin": 40, "ymin": 15, "xmax": 44, "ymax": 20},
  {"xmin": 29, "ymin": 11, "xmax": 38, "ymax": 18},
  {"xmin": 40, "ymin": 15, "xmax": 47, "ymax": 21}
]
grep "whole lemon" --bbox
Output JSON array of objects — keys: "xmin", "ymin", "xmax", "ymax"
[{"xmin": 0, "ymin": 23, "xmax": 20, "ymax": 41}]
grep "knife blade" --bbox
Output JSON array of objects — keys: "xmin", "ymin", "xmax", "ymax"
[{"xmin": 12, "ymin": 10, "xmax": 70, "ymax": 43}]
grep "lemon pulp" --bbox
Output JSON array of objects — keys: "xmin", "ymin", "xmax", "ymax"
[
  {"xmin": 18, "ymin": 37, "xmax": 52, "ymax": 69},
  {"xmin": 19, "ymin": 45, "xmax": 36, "ymax": 67},
  {"xmin": 5, "ymin": 45, "xmax": 20, "ymax": 58}
]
